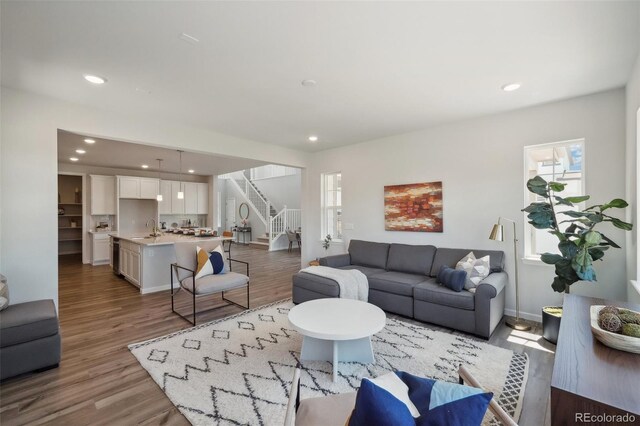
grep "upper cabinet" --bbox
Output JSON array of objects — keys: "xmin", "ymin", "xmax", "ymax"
[
  {"xmin": 158, "ymin": 180, "xmax": 172, "ymax": 214},
  {"xmin": 118, "ymin": 176, "xmax": 159, "ymax": 200},
  {"xmin": 159, "ymin": 180, "xmax": 208, "ymax": 215},
  {"xmin": 90, "ymin": 175, "xmax": 116, "ymax": 215},
  {"xmin": 170, "ymin": 181, "xmax": 185, "ymax": 214},
  {"xmin": 140, "ymin": 178, "xmax": 160, "ymax": 199},
  {"xmin": 184, "ymin": 183, "xmax": 198, "ymax": 214},
  {"xmin": 197, "ymin": 183, "xmax": 208, "ymax": 215}
]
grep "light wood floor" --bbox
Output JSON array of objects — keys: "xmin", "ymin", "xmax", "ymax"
[{"xmin": 0, "ymin": 245, "xmax": 554, "ymax": 425}]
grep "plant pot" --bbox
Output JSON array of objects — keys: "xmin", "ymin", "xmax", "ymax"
[{"xmin": 542, "ymin": 306, "xmax": 563, "ymax": 344}]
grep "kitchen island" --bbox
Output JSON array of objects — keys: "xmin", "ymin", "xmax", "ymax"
[{"xmin": 111, "ymin": 233, "xmax": 230, "ymax": 294}]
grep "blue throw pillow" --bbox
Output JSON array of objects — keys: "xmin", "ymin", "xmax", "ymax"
[
  {"xmin": 349, "ymin": 371, "xmax": 492, "ymax": 426},
  {"xmin": 349, "ymin": 377, "xmax": 415, "ymax": 426},
  {"xmin": 437, "ymin": 266, "xmax": 467, "ymax": 292}
]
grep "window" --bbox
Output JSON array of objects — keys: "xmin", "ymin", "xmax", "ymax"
[
  {"xmin": 524, "ymin": 139, "xmax": 585, "ymax": 259},
  {"xmin": 321, "ymin": 172, "xmax": 342, "ymax": 240}
]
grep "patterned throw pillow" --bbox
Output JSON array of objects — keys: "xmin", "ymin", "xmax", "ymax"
[
  {"xmin": 455, "ymin": 252, "xmax": 490, "ymax": 292},
  {"xmin": 349, "ymin": 371, "xmax": 492, "ymax": 426},
  {"xmin": 0, "ymin": 280, "xmax": 9, "ymax": 311},
  {"xmin": 195, "ymin": 245, "xmax": 226, "ymax": 280}
]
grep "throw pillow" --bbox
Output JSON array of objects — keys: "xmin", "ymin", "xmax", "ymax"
[
  {"xmin": 349, "ymin": 371, "xmax": 493, "ymax": 426},
  {"xmin": 437, "ymin": 266, "xmax": 467, "ymax": 292},
  {"xmin": 455, "ymin": 252, "xmax": 491, "ymax": 291},
  {"xmin": 0, "ymin": 280, "xmax": 8, "ymax": 311},
  {"xmin": 195, "ymin": 245, "xmax": 226, "ymax": 280}
]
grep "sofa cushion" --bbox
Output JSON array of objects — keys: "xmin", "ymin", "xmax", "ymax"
[
  {"xmin": 181, "ymin": 272, "xmax": 248, "ymax": 295},
  {"xmin": 430, "ymin": 248, "xmax": 504, "ymax": 277},
  {"xmin": 339, "ymin": 265, "xmax": 386, "ymax": 277},
  {"xmin": 414, "ymin": 279, "xmax": 475, "ymax": 310},
  {"xmin": 0, "ymin": 300, "xmax": 59, "ymax": 348},
  {"xmin": 387, "ymin": 243, "xmax": 437, "ymax": 275},
  {"xmin": 368, "ymin": 271, "xmax": 428, "ymax": 296},
  {"xmin": 349, "ymin": 240, "xmax": 390, "ymax": 269}
]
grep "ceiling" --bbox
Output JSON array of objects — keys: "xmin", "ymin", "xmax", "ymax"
[
  {"xmin": 3, "ymin": 2, "xmax": 640, "ymax": 152},
  {"xmin": 57, "ymin": 130, "xmax": 266, "ymax": 176}
]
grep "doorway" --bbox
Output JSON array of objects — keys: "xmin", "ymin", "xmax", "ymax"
[
  {"xmin": 57, "ymin": 173, "xmax": 86, "ymax": 264},
  {"xmin": 226, "ymin": 198, "xmax": 236, "ymax": 231}
]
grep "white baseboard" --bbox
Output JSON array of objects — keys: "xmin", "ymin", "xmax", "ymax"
[
  {"xmin": 504, "ymin": 308, "xmax": 542, "ymax": 323},
  {"xmin": 141, "ymin": 284, "xmax": 172, "ymax": 294}
]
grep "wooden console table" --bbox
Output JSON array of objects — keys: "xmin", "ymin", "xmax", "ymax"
[{"xmin": 551, "ymin": 294, "xmax": 640, "ymax": 424}]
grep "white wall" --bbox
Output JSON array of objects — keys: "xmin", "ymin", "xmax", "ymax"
[
  {"xmin": 625, "ymin": 50, "xmax": 640, "ymax": 290},
  {"xmin": 302, "ymin": 89, "xmax": 627, "ymax": 320},
  {"xmin": 0, "ymin": 87, "xmax": 308, "ymax": 308},
  {"xmin": 252, "ymin": 172, "xmax": 301, "ymax": 211}
]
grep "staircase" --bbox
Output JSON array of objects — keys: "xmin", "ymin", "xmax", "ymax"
[{"xmin": 228, "ymin": 172, "xmax": 301, "ymax": 251}]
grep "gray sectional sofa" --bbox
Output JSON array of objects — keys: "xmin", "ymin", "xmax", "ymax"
[{"xmin": 292, "ymin": 240, "xmax": 507, "ymax": 339}]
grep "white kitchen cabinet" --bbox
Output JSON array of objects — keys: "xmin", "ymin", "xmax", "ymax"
[
  {"xmin": 140, "ymin": 178, "xmax": 160, "ymax": 200},
  {"xmin": 159, "ymin": 180, "xmax": 172, "ymax": 214},
  {"xmin": 171, "ymin": 181, "xmax": 185, "ymax": 214},
  {"xmin": 90, "ymin": 175, "xmax": 116, "ymax": 215},
  {"xmin": 130, "ymin": 251, "xmax": 141, "ymax": 285},
  {"xmin": 118, "ymin": 176, "xmax": 159, "ymax": 199},
  {"xmin": 119, "ymin": 177, "xmax": 140, "ymax": 199},
  {"xmin": 184, "ymin": 182, "xmax": 198, "ymax": 214},
  {"xmin": 197, "ymin": 183, "xmax": 208, "ymax": 215},
  {"xmin": 119, "ymin": 240, "xmax": 141, "ymax": 287},
  {"xmin": 90, "ymin": 233, "xmax": 110, "ymax": 265}
]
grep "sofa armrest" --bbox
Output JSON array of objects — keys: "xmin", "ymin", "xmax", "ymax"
[
  {"xmin": 476, "ymin": 272, "xmax": 507, "ymax": 299},
  {"xmin": 319, "ymin": 254, "xmax": 351, "ymax": 268}
]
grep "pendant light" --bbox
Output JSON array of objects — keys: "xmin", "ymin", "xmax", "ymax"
[
  {"xmin": 156, "ymin": 159, "xmax": 163, "ymax": 202},
  {"xmin": 177, "ymin": 150, "xmax": 184, "ymax": 199}
]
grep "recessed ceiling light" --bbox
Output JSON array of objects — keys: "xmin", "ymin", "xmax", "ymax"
[
  {"xmin": 188, "ymin": 169, "xmax": 195, "ymax": 173},
  {"xmin": 301, "ymin": 79, "xmax": 317, "ymax": 87},
  {"xmin": 84, "ymin": 138, "xmax": 95, "ymax": 144},
  {"xmin": 141, "ymin": 164, "xmax": 149, "ymax": 169},
  {"xmin": 75, "ymin": 149, "xmax": 86, "ymax": 154},
  {"xmin": 69, "ymin": 157, "xmax": 79, "ymax": 162},
  {"xmin": 84, "ymin": 74, "xmax": 107, "ymax": 85},
  {"xmin": 501, "ymin": 82, "xmax": 522, "ymax": 92},
  {"xmin": 308, "ymin": 135, "xmax": 319, "ymax": 142}
]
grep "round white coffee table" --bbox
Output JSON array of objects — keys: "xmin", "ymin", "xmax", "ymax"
[{"xmin": 288, "ymin": 298, "xmax": 386, "ymax": 382}]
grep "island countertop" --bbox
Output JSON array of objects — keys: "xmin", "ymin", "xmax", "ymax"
[{"xmin": 110, "ymin": 232, "xmax": 230, "ymax": 247}]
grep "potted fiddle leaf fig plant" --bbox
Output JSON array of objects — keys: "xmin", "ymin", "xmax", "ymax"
[{"xmin": 522, "ymin": 175, "xmax": 632, "ymax": 344}]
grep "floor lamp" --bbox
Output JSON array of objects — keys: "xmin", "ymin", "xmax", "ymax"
[{"xmin": 489, "ymin": 217, "xmax": 531, "ymax": 331}]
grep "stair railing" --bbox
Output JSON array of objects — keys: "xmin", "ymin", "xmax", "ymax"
[{"xmin": 228, "ymin": 172, "xmax": 270, "ymax": 227}]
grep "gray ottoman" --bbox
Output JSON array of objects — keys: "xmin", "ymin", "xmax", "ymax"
[{"xmin": 0, "ymin": 299, "xmax": 61, "ymax": 380}]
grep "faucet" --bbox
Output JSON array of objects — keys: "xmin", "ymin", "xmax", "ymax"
[{"xmin": 146, "ymin": 218, "xmax": 161, "ymax": 237}]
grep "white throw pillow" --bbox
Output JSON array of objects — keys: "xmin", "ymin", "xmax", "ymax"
[
  {"xmin": 368, "ymin": 372, "xmax": 420, "ymax": 418},
  {"xmin": 455, "ymin": 251, "xmax": 490, "ymax": 291}
]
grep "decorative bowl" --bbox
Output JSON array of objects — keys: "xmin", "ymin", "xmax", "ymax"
[{"xmin": 590, "ymin": 305, "xmax": 640, "ymax": 354}]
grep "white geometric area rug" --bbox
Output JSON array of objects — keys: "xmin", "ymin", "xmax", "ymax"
[{"xmin": 129, "ymin": 300, "xmax": 528, "ymax": 426}]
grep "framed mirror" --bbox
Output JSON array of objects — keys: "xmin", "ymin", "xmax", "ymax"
[{"xmin": 239, "ymin": 203, "xmax": 250, "ymax": 220}]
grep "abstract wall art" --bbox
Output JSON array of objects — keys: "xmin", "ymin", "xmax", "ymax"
[{"xmin": 384, "ymin": 181, "xmax": 443, "ymax": 232}]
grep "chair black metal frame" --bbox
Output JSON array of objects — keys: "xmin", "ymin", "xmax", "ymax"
[{"xmin": 170, "ymin": 258, "xmax": 250, "ymax": 326}]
